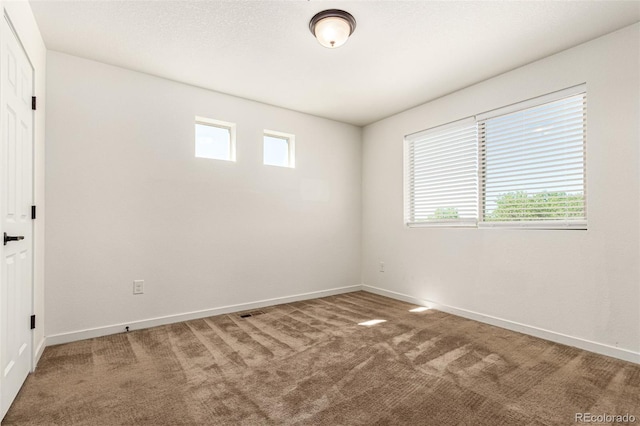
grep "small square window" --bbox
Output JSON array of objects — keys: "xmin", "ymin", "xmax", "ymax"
[
  {"xmin": 264, "ymin": 130, "xmax": 295, "ymax": 168},
  {"xmin": 195, "ymin": 117, "xmax": 236, "ymax": 161}
]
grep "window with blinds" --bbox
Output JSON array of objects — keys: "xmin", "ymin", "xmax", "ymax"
[
  {"xmin": 405, "ymin": 118, "xmax": 478, "ymax": 226},
  {"xmin": 405, "ymin": 85, "xmax": 587, "ymax": 229},
  {"xmin": 478, "ymin": 87, "xmax": 586, "ymax": 228}
]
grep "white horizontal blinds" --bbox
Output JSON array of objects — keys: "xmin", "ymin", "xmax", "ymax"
[
  {"xmin": 479, "ymin": 91, "xmax": 586, "ymax": 226},
  {"xmin": 406, "ymin": 118, "xmax": 478, "ymax": 226}
]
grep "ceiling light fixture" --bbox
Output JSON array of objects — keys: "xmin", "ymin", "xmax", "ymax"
[{"xmin": 309, "ymin": 9, "xmax": 356, "ymax": 49}]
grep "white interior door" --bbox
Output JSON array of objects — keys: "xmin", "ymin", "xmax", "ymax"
[{"xmin": 0, "ymin": 15, "xmax": 34, "ymax": 419}]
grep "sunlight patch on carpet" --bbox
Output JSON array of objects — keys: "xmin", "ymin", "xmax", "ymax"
[{"xmin": 358, "ymin": 319, "xmax": 387, "ymax": 326}]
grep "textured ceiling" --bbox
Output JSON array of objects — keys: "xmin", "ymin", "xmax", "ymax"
[{"xmin": 29, "ymin": 1, "xmax": 640, "ymax": 126}]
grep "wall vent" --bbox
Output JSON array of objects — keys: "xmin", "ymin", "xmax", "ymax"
[{"xmin": 238, "ymin": 310, "xmax": 265, "ymax": 319}]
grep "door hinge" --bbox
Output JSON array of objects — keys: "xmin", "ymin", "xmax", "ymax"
[
  {"xmin": 30, "ymin": 315, "xmax": 36, "ymax": 330},
  {"xmin": 31, "ymin": 205, "xmax": 36, "ymax": 220},
  {"xmin": 32, "ymin": 96, "xmax": 36, "ymax": 111}
]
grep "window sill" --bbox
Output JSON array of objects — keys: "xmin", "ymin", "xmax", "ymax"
[{"xmin": 406, "ymin": 220, "xmax": 587, "ymax": 230}]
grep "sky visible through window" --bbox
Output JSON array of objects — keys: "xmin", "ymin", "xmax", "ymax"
[
  {"xmin": 264, "ymin": 135, "xmax": 290, "ymax": 167},
  {"xmin": 195, "ymin": 123, "xmax": 231, "ymax": 160}
]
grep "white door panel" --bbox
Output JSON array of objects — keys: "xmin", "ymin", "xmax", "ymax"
[{"xmin": 0, "ymin": 15, "xmax": 33, "ymax": 420}]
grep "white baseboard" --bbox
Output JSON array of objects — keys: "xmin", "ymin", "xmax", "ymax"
[
  {"xmin": 45, "ymin": 285, "xmax": 363, "ymax": 346},
  {"xmin": 362, "ymin": 285, "xmax": 640, "ymax": 364},
  {"xmin": 32, "ymin": 337, "xmax": 46, "ymax": 370}
]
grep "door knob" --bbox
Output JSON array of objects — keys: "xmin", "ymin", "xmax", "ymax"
[{"xmin": 4, "ymin": 233, "xmax": 24, "ymax": 245}]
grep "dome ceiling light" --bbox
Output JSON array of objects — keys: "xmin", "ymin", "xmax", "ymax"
[{"xmin": 309, "ymin": 9, "xmax": 356, "ymax": 49}]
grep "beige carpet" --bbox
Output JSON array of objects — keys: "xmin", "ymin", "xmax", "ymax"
[{"xmin": 4, "ymin": 291, "xmax": 639, "ymax": 425}]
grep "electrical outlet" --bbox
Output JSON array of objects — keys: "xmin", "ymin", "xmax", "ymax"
[
  {"xmin": 379, "ymin": 262, "xmax": 385, "ymax": 272},
  {"xmin": 133, "ymin": 280, "xmax": 144, "ymax": 295}
]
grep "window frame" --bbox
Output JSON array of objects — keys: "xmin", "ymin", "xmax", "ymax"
[
  {"xmin": 194, "ymin": 116, "xmax": 237, "ymax": 162},
  {"xmin": 263, "ymin": 129, "xmax": 295, "ymax": 168},
  {"xmin": 404, "ymin": 84, "xmax": 587, "ymax": 230}
]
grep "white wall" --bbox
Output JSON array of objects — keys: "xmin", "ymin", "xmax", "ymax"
[
  {"xmin": 362, "ymin": 24, "xmax": 639, "ymax": 362},
  {"xmin": 1, "ymin": 0, "xmax": 47, "ymax": 366},
  {"xmin": 45, "ymin": 51, "xmax": 361, "ymax": 339}
]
